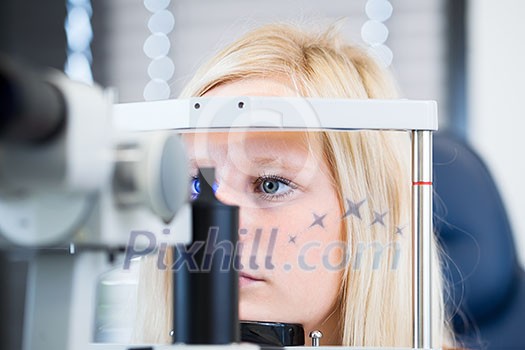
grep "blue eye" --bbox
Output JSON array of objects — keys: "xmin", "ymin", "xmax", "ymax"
[
  {"xmin": 261, "ymin": 179, "xmax": 281, "ymax": 194},
  {"xmin": 254, "ymin": 175, "xmax": 297, "ymax": 201}
]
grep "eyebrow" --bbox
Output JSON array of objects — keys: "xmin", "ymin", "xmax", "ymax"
[{"xmin": 250, "ymin": 156, "xmax": 289, "ymax": 167}]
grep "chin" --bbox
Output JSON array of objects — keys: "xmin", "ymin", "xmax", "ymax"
[{"xmin": 239, "ymin": 300, "xmax": 275, "ymax": 322}]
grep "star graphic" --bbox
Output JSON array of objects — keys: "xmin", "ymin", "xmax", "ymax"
[
  {"xmin": 395, "ymin": 225, "xmax": 406, "ymax": 235},
  {"xmin": 310, "ymin": 212, "xmax": 327, "ymax": 228},
  {"xmin": 288, "ymin": 234, "xmax": 297, "ymax": 244},
  {"xmin": 342, "ymin": 199, "xmax": 366, "ymax": 220},
  {"xmin": 370, "ymin": 211, "xmax": 388, "ymax": 226}
]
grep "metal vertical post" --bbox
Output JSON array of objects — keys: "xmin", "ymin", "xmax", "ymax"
[{"xmin": 412, "ymin": 130, "xmax": 433, "ymax": 349}]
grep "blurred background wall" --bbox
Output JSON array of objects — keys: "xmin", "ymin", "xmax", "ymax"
[{"xmin": 468, "ymin": 0, "xmax": 525, "ymax": 273}]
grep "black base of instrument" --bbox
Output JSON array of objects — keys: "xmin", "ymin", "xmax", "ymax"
[{"xmin": 241, "ymin": 321, "xmax": 304, "ymax": 347}]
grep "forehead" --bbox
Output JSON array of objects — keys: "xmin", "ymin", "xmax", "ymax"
[
  {"xmin": 182, "ymin": 131, "xmax": 327, "ymax": 185},
  {"xmin": 183, "ymin": 131, "xmax": 317, "ymax": 161}
]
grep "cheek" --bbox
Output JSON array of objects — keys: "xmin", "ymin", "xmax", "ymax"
[
  {"xmin": 263, "ymin": 205, "xmax": 344, "ymax": 291},
  {"xmin": 271, "ymin": 229, "xmax": 344, "ymax": 327},
  {"xmin": 238, "ymin": 197, "xmax": 344, "ymax": 325},
  {"xmin": 240, "ymin": 196, "xmax": 344, "ymax": 266}
]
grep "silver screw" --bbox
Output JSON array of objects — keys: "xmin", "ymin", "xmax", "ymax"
[{"xmin": 309, "ymin": 330, "xmax": 323, "ymax": 347}]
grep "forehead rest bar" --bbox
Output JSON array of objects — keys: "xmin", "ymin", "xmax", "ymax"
[{"xmin": 113, "ymin": 97, "xmax": 438, "ymax": 132}]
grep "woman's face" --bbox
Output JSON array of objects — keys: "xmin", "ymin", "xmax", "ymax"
[{"xmin": 183, "ymin": 79, "xmax": 343, "ymax": 342}]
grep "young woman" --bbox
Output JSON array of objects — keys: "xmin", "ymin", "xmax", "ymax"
[{"xmin": 134, "ymin": 23, "xmax": 454, "ymax": 348}]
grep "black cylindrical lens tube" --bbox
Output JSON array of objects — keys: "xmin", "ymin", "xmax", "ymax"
[
  {"xmin": 0, "ymin": 56, "xmax": 66, "ymax": 143},
  {"xmin": 173, "ymin": 167, "xmax": 239, "ymax": 344}
]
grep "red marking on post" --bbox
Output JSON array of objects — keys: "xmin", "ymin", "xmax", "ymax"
[{"xmin": 413, "ymin": 181, "xmax": 433, "ymax": 186}]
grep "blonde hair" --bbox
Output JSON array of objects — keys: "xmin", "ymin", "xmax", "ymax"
[{"xmin": 135, "ymin": 23, "xmax": 453, "ymax": 348}]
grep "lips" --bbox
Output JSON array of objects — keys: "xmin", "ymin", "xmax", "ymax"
[{"xmin": 239, "ymin": 272, "xmax": 265, "ymax": 287}]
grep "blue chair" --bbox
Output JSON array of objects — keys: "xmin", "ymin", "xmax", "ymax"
[{"xmin": 433, "ymin": 133, "xmax": 525, "ymax": 349}]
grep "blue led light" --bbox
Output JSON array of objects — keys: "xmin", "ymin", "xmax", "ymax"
[{"xmin": 190, "ymin": 178, "xmax": 219, "ymax": 199}]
